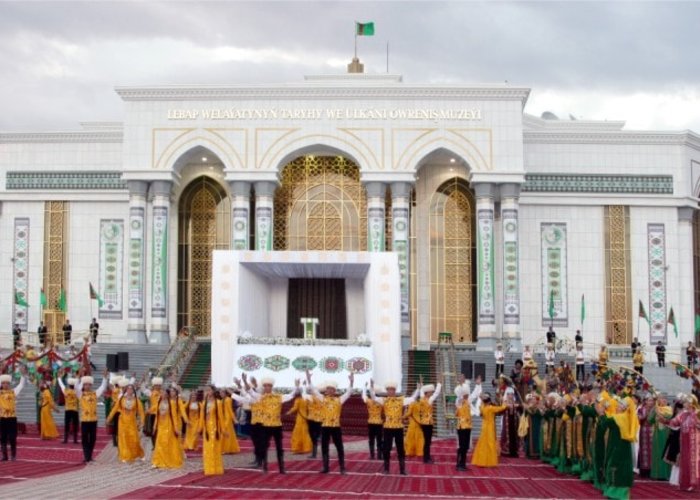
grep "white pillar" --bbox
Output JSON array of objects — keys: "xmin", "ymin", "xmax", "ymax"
[
  {"xmin": 474, "ymin": 183, "xmax": 497, "ymax": 350},
  {"xmin": 254, "ymin": 181, "xmax": 276, "ymax": 251},
  {"xmin": 391, "ymin": 182, "xmax": 412, "ymax": 333},
  {"xmin": 678, "ymin": 207, "xmax": 695, "ymax": 347},
  {"xmin": 127, "ymin": 180, "xmax": 149, "ymax": 343},
  {"xmin": 149, "ymin": 180, "xmax": 172, "ymax": 344},
  {"xmin": 501, "ymin": 183, "xmax": 521, "ymax": 351},
  {"xmin": 366, "ymin": 182, "xmax": 386, "ymax": 252},
  {"xmin": 229, "ymin": 181, "xmax": 251, "ymax": 250}
]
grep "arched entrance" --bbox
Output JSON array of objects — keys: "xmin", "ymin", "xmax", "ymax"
[
  {"xmin": 177, "ymin": 176, "xmax": 231, "ymax": 336},
  {"xmin": 429, "ymin": 177, "xmax": 477, "ymax": 343}
]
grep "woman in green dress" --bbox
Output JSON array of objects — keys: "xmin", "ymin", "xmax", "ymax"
[
  {"xmin": 648, "ymin": 395, "xmax": 672, "ymax": 481},
  {"xmin": 602, "ymin": 397, "xmax": 638, "ymax": 500}
]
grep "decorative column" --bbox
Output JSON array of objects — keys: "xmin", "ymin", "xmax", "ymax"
[
  {"xmin": 473, "ymin": 183, "xmax": 497, "ymax": 350},
  {"xmin": 501, "ymin": 183, "xmax": 521, "ymax": 351},
  {"xmin": 127, "ymin": 180, "xmax": 149, "ymax": 343},
  {"xmin": 366, "ymin": 182, "xmax": 386, "ymax": 252},
  {"xmin": 391, "ymin": 182, "xmax": 411, "ymax": 332},
  {"xmin": 678, "ymin": 207, "xmax": 695, "ymax": 347},
  {"xmin": 149, "ymin": 180, "xmax": 172, "ymax": 344},
  {"xmin": 229, "ymin": 181, "xmax": 251, "ymax": 250},
  {"xmin": 254, "ymin": 181, "xmax": 276, "ymax": 251}
]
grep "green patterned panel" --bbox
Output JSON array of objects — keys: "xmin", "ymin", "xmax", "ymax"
[
  {"xmin": 522, "ymin": 174, "xmax": 673, "ymax": 194},
  {"xmin": 6, "ymin": 171, "xmax": 127, "ymax": 190}
]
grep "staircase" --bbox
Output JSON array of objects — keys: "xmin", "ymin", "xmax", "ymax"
[
  {"xmin": 178, "ymin": 340, "xmax": 212, "ymax": 389},
  {"xmin": 15, "ymin": 342, "xmax": 171, "ymax": 426}
]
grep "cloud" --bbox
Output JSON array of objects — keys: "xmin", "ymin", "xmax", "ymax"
[{"xmin": 0, "ymin": 1, "xmax": 699, "ymax": 131}]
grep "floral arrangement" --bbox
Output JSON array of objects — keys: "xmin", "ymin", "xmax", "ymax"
[{"xmin": 0, "ymin": 345, "xmax": 89, "ymax": 385}]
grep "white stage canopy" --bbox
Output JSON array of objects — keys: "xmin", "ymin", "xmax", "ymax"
[{"xmin": 211, "ymin": 250, "xmax": 402, "ymax": 389}]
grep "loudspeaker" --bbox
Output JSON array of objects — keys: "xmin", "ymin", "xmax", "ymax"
[
  {"xmin": 461, "ymin": 360, "xmax": 473, "ymax": 379},
  {"xmin": 474, "ymin": 362, "xmax": 486, "ymax": 382},
  {"xmin": 117, "ymin": 352, "xmax": 129, "ymax": 371},
  {"xmin": 106, "ymin": 354, "xmax": 118, "ymax": 372}
]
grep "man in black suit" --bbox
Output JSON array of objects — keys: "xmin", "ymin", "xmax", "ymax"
[
  {"xmin": 37, "ymin": 321, "xmax": 48, "ymax": 347},
  {"xmin": 12, "ymin": 324, "xmax": 21, "ymax": 349},
  {"xmin": 89, "ymin": 318, "xmax": 99, "ymax": 343},
  {"xmin": 546, "ymin": 326, "xmax": 556, "ymax": 351},
  {"xmin": 62, "ymin": 319, "xmax": 72, "ymax": 345}
]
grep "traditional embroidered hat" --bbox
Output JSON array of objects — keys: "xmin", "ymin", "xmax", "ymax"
[
  {"xmin": 324, "ymin": 380, "xmax": 338, "ymax": 390},
  {"xmin": 151, "ymin": 377, "xmax": 164, "ymax": 386},
  {"xmin": 384, "ymin": 380, "xmax": 398, "ymax": 389},
  {"xmin": 0, "ymin": 374, "xmax": 11, "ymax": 384},
  {"xmin": 80, "ymin": 376, "xmax": 94, "ymax": 385},
  {"xmin": 67, "ymin": 377, "xmax": 77, "ymax": 386},
  {"xmin": 422, "ymin": 384, "xmax": 435, "ymax": 393},
  {"xmin": 261, "ymin": 377, "xmax": 275, "ymax": 386}
]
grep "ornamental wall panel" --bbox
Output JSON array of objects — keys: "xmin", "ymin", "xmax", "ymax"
[
  {"xmin": 12, "ymin": 218, "xmax": 30, "ymax": 329},
  {"xmin": 99, "ymin": 219, "xmax": 124, "ymax": 319},
  {"xmin": 541, "ymin": 222, "xmax": 568, "ymax": 327},
  {"xmin": 647, "ymin": 223, "xmax": 667, "ymax": 343}
]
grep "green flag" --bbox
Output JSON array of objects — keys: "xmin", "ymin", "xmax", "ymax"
[
  {"xmin": 667, "ymin": 307, "xmax": 678, "ymax": 338},
  {"xmin": 58, "ymin": 288, "xmax": 67, "ymax": 312},
  {"xmin": 639, "ymin": 300, "xmax": 650, "ymax": 326},
  {"xmin": 356, "ymin": 22, "xmax": 375, "ymax": 36},
  {"xmin": 695, "ymin": 313, "xmax": 700, "ymax": 335},
  {"xmin": 580, "ymin": 294, "xmax": 586, "ymax": 324},
  {"xmin": 40, "ymin": 287, "xmax": 47, "ymax": 308},
  {"xmin": 548, "ymin": 289, "xmax": 555, "ymax": 319},
  {"xmin": 14, "ymin": 291, "xmax": 28, "ymax": 308},
  {"xmin": 89, "ymin": 282, "xmax": 104, "ymax": 308}
]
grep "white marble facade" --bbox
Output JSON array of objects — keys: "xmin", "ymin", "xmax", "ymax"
[{"xmin": 1, "ymin": 73, "xmax": 699, "ymax": 354}]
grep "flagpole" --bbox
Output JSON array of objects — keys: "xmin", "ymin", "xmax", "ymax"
[
  {"xmin": 354, "ymin": 22, "xmax": 357, "ymax": 59},
  {"xmin": 386, "ymin": 41, "xmax": 389, "ymax": 73}
]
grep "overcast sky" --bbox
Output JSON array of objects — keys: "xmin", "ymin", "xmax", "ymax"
[{"xmin": 1, "ymin": 0, "xmax": 699, "ymax": 132}]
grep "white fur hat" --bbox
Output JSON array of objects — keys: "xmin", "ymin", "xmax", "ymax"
[
  {"xmin": 373, "ymin": 386, "xmax": 385, "ymax": 395},
  {"xmin": 324, "ymin": 380, "xmax": 338, "ymax": 390},
  {"xmin": 261, "ymin": 377, "xmax": 275, "ymax": 386},
  {"xmin": 151, "ymin": 377, "xmax": 164, "ymax": 386},
  {"xmin": 118, "ymin": 378, "xmax": 129, "ymax": 388},
  {"xmin": 67, "ymin": 377, "xmax": 77, "ymax": 386},
  {"xmin": 384, "ymin": 380, "xmax": 398, "ymax": 389},
  {"xmin": 81, "ymin": 376, "xmax": 94, "ymax": 385},
  {"xmin": 422, "ymin": 384, "xmax": 435, "ymax": 393},
  {"xmin": 0, "ymin": 374, "xmax": 11, "ymax": 384}
]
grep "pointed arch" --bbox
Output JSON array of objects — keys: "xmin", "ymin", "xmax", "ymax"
[
  {"xmin": 398, "ymin": 130, "xmax": 491, "ymax": 172},
  {"xmin": 156, "ymin": 129, "xmax": 245, "ymax": 172}
]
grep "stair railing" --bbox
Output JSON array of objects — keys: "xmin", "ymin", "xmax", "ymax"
[{"xmin": 154, "ymin": 333, "xmax": 197, "ymax": 380}]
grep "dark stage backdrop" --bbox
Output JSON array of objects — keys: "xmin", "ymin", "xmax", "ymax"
[{"xmin": 287, "ymin": 278, "xmax": 347, "ymax": 339}]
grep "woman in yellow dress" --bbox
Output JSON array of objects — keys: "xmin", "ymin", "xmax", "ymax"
[
  {"xmin": 198, "ymin": 388, "xmax": 225, "ymax": 475},
  {"xmin": 106, "ymin": 383, "xmax": 145, "ymax": 463},
  {"xmin": 286, "ymin": 393, "xmax": 312, "ymax": 454},
  {"xmin": 220, "ymin": 389, "xmax": 240, "ymax": 454},
  {"xmin": 471, "ymin": 392, "xmax": 507, "ymax": 467},
  {"xmin": 151, "ymin": 390, "xmax": 187, "ymax": 469},
  {"xmin": 183, "ymin": 391, "xmax": 202, "ymax": 451},
  {"xmin": 39, "ymin": 383, "xmax": 59, "ymax": 440},
  {"xmin": 404, "ymin": 399, "xmax": 424, "ymax": 457}
]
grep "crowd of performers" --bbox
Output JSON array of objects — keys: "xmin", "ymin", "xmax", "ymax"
[
  {"xmin": 2, "ymin": 343, "xmax": 700, "ymax": 498},
  {"xmin": 472, "ymin": 349, "xmax": 700, "ymax": 498}
]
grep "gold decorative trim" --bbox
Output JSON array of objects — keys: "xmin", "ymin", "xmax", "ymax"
[
  {"xmin": 255, "ymin": 128, "xmax": 301, "ymax": 169},
  {"xmin": 604, "ymin": 206, "xmax": 632, "ymax": 345}
]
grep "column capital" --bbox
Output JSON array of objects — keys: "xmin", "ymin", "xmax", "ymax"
[
  {"xmin": 500, "ymin": 183, "xmax": 521, "ymax": 199},
  {"xmin": 678, "ymin": 206, "xmax": 695, "ymax": 223},
  {"xmin": 127, "ymin": 180, "xmax": 149, "ymax": 197},
  {"xmin": 472, "ymin": 182, "xmax": 496, "ymax": 199},
  {"xmin": 391, "ymin": 182, "xmax": 413, "ymax": 199},
  {"xmin": 151, "ymin": 180, "xmax": 173, "ymax": 199},
  {"xmin": 365, "ymin": 181, "xmax": 387, "ymax": 198},
  {"xmin": 228, "ymin": 180, "xmax": 252, "ymax": 198},
  {"xmin": 253, "ymin": 180, "xmax": 277, "ymax": 198}
]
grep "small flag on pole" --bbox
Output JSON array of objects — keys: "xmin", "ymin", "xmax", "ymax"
[
  {"xmin": 40, "ymin": 287, "xmax": 47, "ymax": 308},
  {"xmin": 580, "ymin": 294, "xmax": 586, "ymax": 324},
  {"xmin": 695, "ymin": 313, "xmax": 700, "ymax": 335},
  {"xmin": 58, "ymin": 288, "xmax": 67, "ymax": 312},
  {"xmin": 355, "ymin": 22, "xmax": 375, "ymax": 36},
  {"xmin": 667, "ymin": 307, "xmax": 678, "ymax": 338},
  {"xmin": 14, "ymin": 291, "xmax": 28, "ymax": 308},
  {"xmin": 638, "ymin": 300, "xmax": 650, "ymax": 326},
  {"xmin": 89, "ymin": 282, "xmax": 104, "ymax": 307},
  {"xmin": 548, "ymin": 289, "xmax": 555, "ymax": 320}
]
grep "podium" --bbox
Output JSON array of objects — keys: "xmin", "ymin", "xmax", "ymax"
[{"xmin": 300, "ymin": 317, "xmax": 319, "ymax": 340}]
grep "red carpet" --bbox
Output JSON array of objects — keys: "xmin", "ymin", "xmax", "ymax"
[
  {"xmin": 0, "ymin": 426, "xmax": 111, "ymax": 484},
  {"xmin": 114, "ymin": 439, "xmax": 697, "ymax": 499}
]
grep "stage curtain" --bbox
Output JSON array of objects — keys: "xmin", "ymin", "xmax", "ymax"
[{"xmin": 287, "ymin": 278, "xmax": 347, "ymax": 339}]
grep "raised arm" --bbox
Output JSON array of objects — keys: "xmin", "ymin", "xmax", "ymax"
[
  {"xmin": 340, "ymin": 373, "xmax": 354, "ymax": 405},
  {"xmin": 402, "ymin": 386, "xmax": 420, "ymax": 406},
  {"xmin": 57, "ymin": 376, "xmax": 66, "ymax": 395},
  {"xmin": 13, "ymin": 375, "xmax": 25, "ymax": 397},
  {"xmin": 95, "ymin": 377, "xmax": 108, "ymax": 398},
  {"xmin": 428, "ymin": 383, "xmax": 442, "ymax": 405}
]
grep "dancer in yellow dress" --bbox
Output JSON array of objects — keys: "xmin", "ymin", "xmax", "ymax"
[
  {"xmin": 287, "ymin": 391, "xmax": 312, "ymax": 454},
  {"xmin": 220, "ymin": 389, "xmax": 240, "ymax": 454},
  {"xmin": 151, "ymin": 389, "xmax": 187, "ymax": 469},
  {"xmin": 471, "ymin": 392, "xmax": 507, "ymax": 467},
  {"xmin": 39, "ymin": 383, "xmax": 59, "ymax": 440},
  {"xmin": 183, "ymin": 391, "xmax": 202, "ymax": 451},
  {"xmin": 404, "ymin": 399, "xmax": 424, "ymax": 457},
  {"xmin": 106, "ymin": 381, "xmax": 145, "ymax": 463},
  {"xmin": 198, "ymin": 387, "xmax": 225, "ymax": 475}
]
